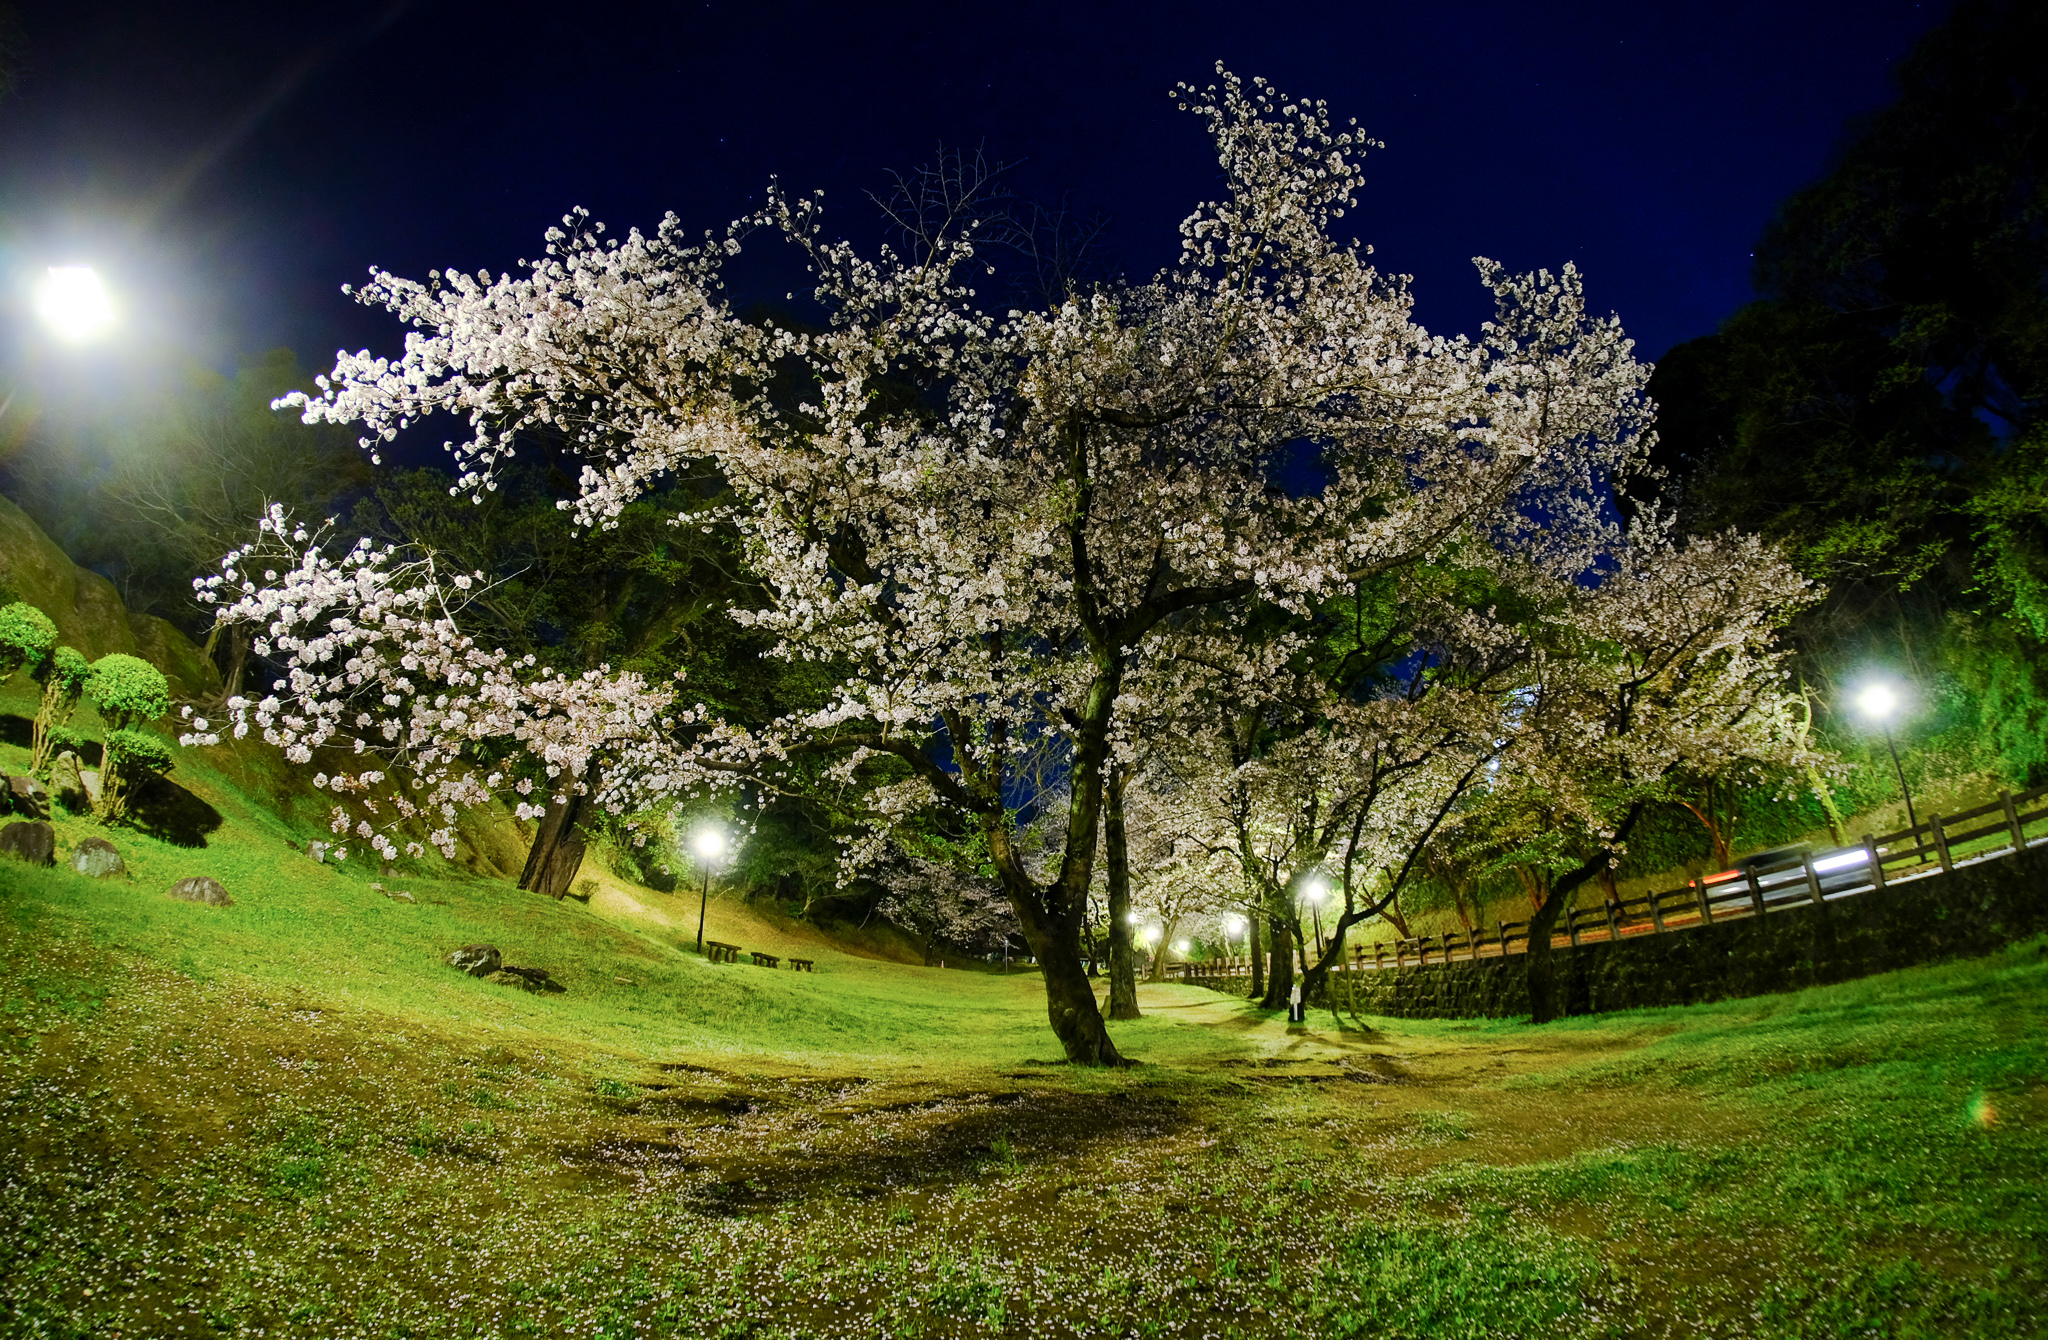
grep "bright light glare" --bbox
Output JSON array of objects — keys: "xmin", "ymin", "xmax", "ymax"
[
  {"xmin": 1857, "ymin": 683, "xmax": 1899, "ymax": 722},
  {"xmin": 34, "ymin": 265, "xmax": 116, "ymax": 342},
  {"xmin": 1224, "ymin": 914, "xmax": 1244, "ymax": 932},
  {"xmin": 1813, "ymin": 850, "xmax": 1869, "ymax": 874},
  {"xmin": 691, "ymin": 828, "xmax": 725, "ymax": 859},
  {"xmin": 1304, "ymin": 879, "xmax": 1330, "ymax": 903},
  {"xmin": 1174, "ymin": 940, "xmax": 1190, "ymax": 954}
]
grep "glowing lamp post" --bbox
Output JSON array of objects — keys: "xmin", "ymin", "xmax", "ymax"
[
  {"xmin": 1304, "ymin": 878, "xmax": 1331, "ymax": 956},
  {"xmin": 1856, "ymin": 682, "xmax": 1920, "ymax": 845},
  {"xmin": 34, "ymin": 266, "xmax": 116, "ymax": 343},
  {"xmin": 1224, "ymin": 913, "xmax": 1245, "ymax": 957},
  {"xmin": 692, "ymin": 827, "xmax": 725, "ymax": 954}
]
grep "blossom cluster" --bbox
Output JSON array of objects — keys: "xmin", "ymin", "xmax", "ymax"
[{"xmin": 196, "ymin": 507, "xmax": 713, "ymax": 862}]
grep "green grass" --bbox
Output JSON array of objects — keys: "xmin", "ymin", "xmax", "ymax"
[{"xmin": 0, "ymin": 714, "xmax": 2044, "ymax": 1337}]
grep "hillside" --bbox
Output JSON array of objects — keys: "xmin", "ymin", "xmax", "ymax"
[{"xmin": 0, "ymin": 493, "xmax": 219, "ymax": 702}]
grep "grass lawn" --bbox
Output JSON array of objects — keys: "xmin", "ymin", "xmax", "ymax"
[{"xmin": 1, "ymin": 722, "xmax": 2044, "ymax": 1337}]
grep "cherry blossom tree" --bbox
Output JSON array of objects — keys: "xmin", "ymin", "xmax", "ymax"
[
  {"xmin": 873, "ymin": 850, "xmax": 1018, "ymax": 966},
  {"xmin": 1167, "ymin": 561, "xmax": 1534, "ymax": 1013},
  {"xmin": 233, "ymin": 67, "xmax": 1658, "ymax": 1064},
  {"xmin": 1480, "ymin": 523, "xmax": 1820, "ymax": 1023}
]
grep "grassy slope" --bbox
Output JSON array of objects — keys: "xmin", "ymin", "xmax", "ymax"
[{"xmin": 1, "ymin": 716, "xmax": 2045, "ymax": 1338}]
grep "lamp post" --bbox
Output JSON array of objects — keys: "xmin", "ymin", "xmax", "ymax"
[
  {"xmin": 1304, "ymin": 878, "xmax": 1329, "ymax": 957},
  {"xmin": 1856, "ymin": 683, "xmax": 1920, "ymax": 849},
  {"xmin": 1224, "ymin": 913, "xmax": 1244, "ymax": 957},
  {"xmin": 692, "ymin": 827, "xmax": 725, "ymax": 954}
]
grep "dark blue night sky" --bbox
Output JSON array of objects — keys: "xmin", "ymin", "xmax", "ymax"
[{"xmin": 1, "ymin": 0, "xmax": 1952, "ymax": 386}]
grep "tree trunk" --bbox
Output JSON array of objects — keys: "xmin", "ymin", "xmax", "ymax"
[
  {"xmin": 1148, "ymin": 915, "xmax": 1181, "ymax": 984},
  {"xmin": 1041, "ymin": 940, "xmax": 1123, "ymax": 1064},
  {"xmin": 1527, "ymin": 803, "xmax": 1645, "ymax": 1024},
  {"xmin": 1247, "ymin": 911, "xmax": 1265, "ymax": 1000},
  {"xmin": 1524, "ymin": 885, "xmax": 1571, "ymax": 1025},
  {"xmin": 1104, "ymin": 766, "xmax": 1140, "ymax": 1020},
  {"xmin": 222, "ymin": 625, "xmax": 250, "ymax": 705},
  {"xmin": 519, "ymin": 763, "xmax": 599, "ymax": 898},
  {"xmin": 985, "ymin": 657, "xmax": 1126, "ymax": 1066},
  {"xmin": 1259, "ymin": 905, "xmax": 1294, "ymax": 1011}
]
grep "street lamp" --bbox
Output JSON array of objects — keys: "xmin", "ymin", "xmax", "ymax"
[
  {"xmin": 34, "ymin": 266, "xmax": 116, "ymax": 343},
  {"xmin": 692, "ymin": 826, "xmax": 725, "ymax": 954},
  {"xmin": 1224, "ymin": 913, "xmax": 1244, "ymax": 955},
  {"xmin": 1304, "ymin": 878, "xmax": 1331, "ymax": 956},
  {"xmin": 1855, "ymin": 682, "xmax": 1920, "ymax": 849}
]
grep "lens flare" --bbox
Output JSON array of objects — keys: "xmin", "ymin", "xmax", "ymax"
[
  {"xmin": 34, "ymin": 265, "xmax": 116, "ymax": 342},
  {"xmin": 1968, "ymin": 1091, "xmax": 1997, "ymax": 1129}
]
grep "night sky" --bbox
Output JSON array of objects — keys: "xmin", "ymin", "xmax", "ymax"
[{"xmin": 2, "ymin": 0, "xmax": 1952, "ymax": 401}]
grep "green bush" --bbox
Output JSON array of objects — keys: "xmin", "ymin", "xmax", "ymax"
[
  {"xmin": 104, "ymin": 727, "xmax": 174, "ymax": 776},
  {"xmin": 85, "ymin": 653, "xmax": 171, "ymax": 728},
  {"xmin": 0, "ymin": 601, "xmax": 58, "ymax": 679}
]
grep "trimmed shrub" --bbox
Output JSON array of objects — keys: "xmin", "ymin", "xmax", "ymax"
[
  {"xmin": 0, "ymin": 602, "xmax": 58, "ymax": 680},
  {"xmin": 85, "ymin": 654, "xmax": 171, "ymax": 727}
]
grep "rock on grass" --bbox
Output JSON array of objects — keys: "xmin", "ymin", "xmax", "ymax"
[
  {"xmin": 0, "ymin": 820, "xmax": 56, "ymax": 867},
  {"xmin": 446, "ymin": 944, "xmax": 501, "ymax": 977},
  {"xmin": 166, "ymin": 876, "xmax": 232, "ymax": 907},
  {"xmin": 69, "ymin": 837, "xmax": 125, "ymax": 878}
]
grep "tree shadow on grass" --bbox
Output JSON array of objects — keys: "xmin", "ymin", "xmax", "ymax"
[
  {"xmin": 124, "ymin": 771, "xmax": 224, "ymax": 848},
  {"xmin": 557, "ymin": 1079, "xmax": 1194, "ymax": 1214}
]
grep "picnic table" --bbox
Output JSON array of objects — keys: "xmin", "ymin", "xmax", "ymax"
[
  {"xmin": 703, "ymin": 940, "xmax": 741, "ymax": 964},
  {"xmin": 750, "ymin": 951, "xmax": 781, "ymax": 969},
  {"xmin": 788, "ymin": 958, "xmax": 815, "ymax": 973}
]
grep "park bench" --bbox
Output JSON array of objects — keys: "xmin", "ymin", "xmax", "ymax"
[
  {"xmin": 750, "ymin": 951, "xmax": 781, "ymax": 968},
  {"xmin": 703, "ymin": 940, "xmax": 741, "ymax": 964},
  {"xmin": 788, "ymin": 958, "xmax": 815, "ymax": 972}
]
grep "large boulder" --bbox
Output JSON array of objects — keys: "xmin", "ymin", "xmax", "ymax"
[
  {"xmin": 48, "ymin": 752, "xmax": 89, "ymax": 813},
  {"xmin": 446, "ymin": 944, "xmax": 502, "ymax": 977},
  {"xmin": 79, "ymin": 770, "xmax": 103, "ymax": 810},
  {"xmin": 166, "ymin": 876, "xmax": 232, "ymax": 907},
  {"xmin": 6, "ymin": 775, "xmax": 48, "ymax": 821},
  {"xmin": 0, "ymin": 820, "xmax": 55, "ymax": 867},
  {"xmin": 69, "ymin": 837, "xmax": 125, "ymax": 879}
]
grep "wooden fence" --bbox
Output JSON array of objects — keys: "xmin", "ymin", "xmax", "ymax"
[{"xmin": 1166, "ymin": 784, "xmax": 2048, "ymax": 991}]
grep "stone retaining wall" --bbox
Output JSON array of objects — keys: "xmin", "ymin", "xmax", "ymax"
[{"xmin": 1192, "ymin": 842, "xmax": 2048, "ymax": 1020}]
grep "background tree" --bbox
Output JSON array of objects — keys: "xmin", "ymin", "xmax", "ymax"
[
  {"xmin": 873, "ymin": 850, "xmax": 1018, "ymax": 966},
  {"xmin": 1498, "ymin": 529, "xmax": 1817, "ymax": 1022},
  {"xmin": 1652, "ymin": 0, "xmax": 2048, "ymax": 789},
  {"xmin": 3, "ymin": 351, "xmax": 374, "ymax": 700}
]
